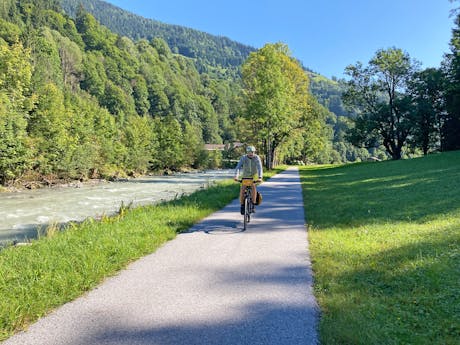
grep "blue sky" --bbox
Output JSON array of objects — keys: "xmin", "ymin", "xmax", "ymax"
[{"xmin": 104, "ymin": 0, "xmax": 456, "ymax": 79}]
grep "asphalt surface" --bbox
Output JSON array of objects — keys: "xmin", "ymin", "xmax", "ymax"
[{"xmin": 2, "ymin": 167, "xmax": 319, "ymax": 345}]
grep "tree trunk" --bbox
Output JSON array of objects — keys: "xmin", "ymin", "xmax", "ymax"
[
  {"xmin": 266, "ymin": 138, "xmax": 272, "ymax": 170},
  {"xmin": 392, "ymin": 147, "xmax": 402, "ymax": 160}
]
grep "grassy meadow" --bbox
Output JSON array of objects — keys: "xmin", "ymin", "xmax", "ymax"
[{"xmin": 300, "ymin": 151, "xmax": 460, "ymax": 345}]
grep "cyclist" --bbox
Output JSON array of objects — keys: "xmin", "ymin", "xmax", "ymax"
[{"xmin": 233, "ymin": 145, "xmax": 263, "ymax": 215}]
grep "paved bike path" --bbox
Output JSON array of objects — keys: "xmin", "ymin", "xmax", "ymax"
[{"xmin": 3, "ymin": 167, "xmax": 319, "ymax": 345}]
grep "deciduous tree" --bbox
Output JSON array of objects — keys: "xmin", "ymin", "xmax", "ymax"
[
  {"xmin": 407, "ymin": 68, "xmax": 445, "ymax": 155},
  {"xmin": 343, "ymin": 48, "xmax": 419, "ymax": 160},
  {"xmin": 241, "ymin": 43, "xmax": 315, "ymax": 169},
  {"xmin": 442, "ymin": 9, "xmax": 460, "ymax": 151},
  {"xmin": 0, "ymin": 42, "xmax": 34, "ymax": 184}
]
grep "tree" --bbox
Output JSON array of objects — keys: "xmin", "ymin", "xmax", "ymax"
[
  {"xmin": 101, "ymin": 80, "xmax": 133, "ymax": 124},
  {"xmin": 241, "ymin": 43, "xmax": 314, "ymax": 169},
  {"xmin": 343, "ymin": 48, "xmax": 419, "ymax": 160},
  {"xmin": 300, "ymin": 95, "xmax": 334, "ymax": 163},
  {"xmin": 442, "ymin": 9, "xmax": 460, "ymax": 151},
  {"xmin": 0, "ymin": 42, "xmax": 34, "ymax": 184},
  {"xmin": 132, "ymin": 74, "xmax": 149, "ymax": 116},
  {"xmin": 51, "ymin": 30, "xmax": 83, "ymax": 90},
  {"xmin": 407, "ymin": 68, "xmax": 445, "ymax": 155},
  {"xmin": 182, "ymin": 120, "xmax": 204, "ymax": 168},
  {"xmin": 28, "ymin": 83, "xmax": 73, "ymax": 175},
  {"xmin": 195, "ymin": 95, "xmax": 221, "ymax": 144},
  {"xmin": 123, "ymin": 114, "xmax": 155, "ymax": 173},
  {"xmin": 63, "ymin": 92, "xmax": 98, "ymax": 179},
  {"xmin": 80, "ymin": 51, "xmax": 106, "ymax": 97},
  {"xmin": 0, "ymin": 19, "xmax": 21, "ymax": 44},
  {"xmin": 75, "ymin": 8, "xmax": 104, "ymax": 51},
  {"xmin": 0, "ymin": 93, "xmax": 30, "ymax": 184},
  {"xmin": 28, "ymin": 28, "xmax": 64, "ymax": 90},
  {"xmin": 151, "ymin": 116, "xmax": 184, "ymax": 171}
]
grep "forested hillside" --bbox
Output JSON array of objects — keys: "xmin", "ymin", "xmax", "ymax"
[
  {"xmin": 0, "ymin": 0, "xmax": 245, "ymax": 186},
  {"xmin": 61, "ymin": 0, "xmax": 255, "ymax": 77},
  {"xmin": 0, "ymin": 0, "xmax": 348, "ymax": 189},
  {"xmin": 61, "ymin": 0, "xmax": 349, "ymax": 114},
  {"xmin": 6, "ymin": 0, "xmax": 455, "ymax": 188},
  {"xmin": 59, "ymin": 0, "xmax": 371, "ymax": 164},
  {"xmin": 308, "ymin": 73, "xmax": 348, "ymax": 117}
]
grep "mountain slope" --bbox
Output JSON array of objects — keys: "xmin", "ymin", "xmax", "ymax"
[
  {"xmin": 60, "ymin": 0, "xmax": 349, "ymax": 116},
  {"xmin": 59, "ymin": 0, "xmax": 364, "ymax": 163},
  {"xmin": 61, "ymin": 0, "xmax": 255, "ymax": 71}
]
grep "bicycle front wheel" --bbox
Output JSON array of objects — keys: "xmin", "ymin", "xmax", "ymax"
[{"xmin": 243, "ymin": 196, "xmax": 250, "ymax": 230}]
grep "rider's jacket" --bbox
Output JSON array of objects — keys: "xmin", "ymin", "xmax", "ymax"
[{"xmin": 234, "ymin": 154, "xmax": 263, "ymax": 179}]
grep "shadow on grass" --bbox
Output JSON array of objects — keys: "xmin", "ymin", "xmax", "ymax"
[
  {"xmin": 302, "ymin": 153, "xmax": 460, "ymax": 344},
  {"xmin": 301, "ymin": 152, "xmax": 460, "ymax": 228},
  {"xmin": 332, "ymin": 223, "xmax": 459, "ymax": 295},
  {"xmin": 320, "ymin": 223, "xmax": 459, "ymax": 344}
]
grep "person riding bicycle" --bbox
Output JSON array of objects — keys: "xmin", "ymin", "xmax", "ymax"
[{"xmin": 234, "ymin": 145, "xmax": 263, "ymax": 215}]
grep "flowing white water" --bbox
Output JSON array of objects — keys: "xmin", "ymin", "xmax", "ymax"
[{"xmin": 0, "ymin": 170, "xmax": 233, "ymax": 245}]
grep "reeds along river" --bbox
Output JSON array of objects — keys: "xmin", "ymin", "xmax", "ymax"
[{"xmin": 0, "ymin": 170, "xmax": 233, "ymax": 246}]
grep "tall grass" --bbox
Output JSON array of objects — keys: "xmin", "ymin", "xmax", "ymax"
[
  {"xmin": 0, "ymin": 187, "xmax": 231, "ymax": 340},
  {"xmin": 300, "ymin": 151, "xmax": 460, "ymax": 345},
  {"xmin": 0, "ymin": 168, "xmax": 283, "ymax": 341}
]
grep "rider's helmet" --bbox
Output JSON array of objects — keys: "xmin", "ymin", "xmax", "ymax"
[{"xmin": 246, "ymin": 145, "xmax": 256, "ymax": 153}]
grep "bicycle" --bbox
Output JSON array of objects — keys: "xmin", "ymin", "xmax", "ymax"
[{"xmin": 239, "ymin": 178, "xmax": 258, "ymax": 230}]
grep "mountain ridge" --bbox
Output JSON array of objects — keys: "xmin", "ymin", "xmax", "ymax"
[
  {"xmin": 60, "ymin": 0, "xmax": 349, "ymax": 116},
  {"xmin": 61, "ymin": 0, "xmax": 256, "ymax": 72}
]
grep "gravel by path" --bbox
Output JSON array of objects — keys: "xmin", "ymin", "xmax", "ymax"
[{"xmin": 2, "ymin": 167, "xmax": 319, "ymax": 345}]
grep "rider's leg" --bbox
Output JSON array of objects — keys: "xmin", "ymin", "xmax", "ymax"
[{"xmin": 252, "ymin": 184, "xmax": 257, "ymax": 204}]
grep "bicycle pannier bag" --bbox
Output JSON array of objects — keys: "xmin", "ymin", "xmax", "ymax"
[{"xmin": 255, "ymin": 191, "xmax": 263, "ymax": 205}]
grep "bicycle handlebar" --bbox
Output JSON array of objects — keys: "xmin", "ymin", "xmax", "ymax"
[{"xmin": 235, "ymin": 178, "xmax": 262, "ymax": 184}]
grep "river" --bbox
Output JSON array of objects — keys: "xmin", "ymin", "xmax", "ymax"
[{"xmin": 0, "ymin": 170, "xmax": 233, "ymax": 246}]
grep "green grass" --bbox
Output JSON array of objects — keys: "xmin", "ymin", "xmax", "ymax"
[
  {"xmin": 0, "ymin": 167, "xmax": 284, "ymax": 341},
  {"xmin": 300, "ymin": 151, "xmax": 460, "ymax": 345}
]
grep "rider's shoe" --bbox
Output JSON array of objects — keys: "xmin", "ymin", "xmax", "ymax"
[
  {"xmin": 240, "ymin": 204, "xmax": 245, "ymax": 215},
  {"xmin": 251, "ymin": 205, "xmax": 255, "ymax": 213}
]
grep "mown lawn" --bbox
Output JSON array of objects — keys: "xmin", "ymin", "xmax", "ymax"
[{"xmin": 300, "ymin": 151, "xmax": 459, "ymax": 345}]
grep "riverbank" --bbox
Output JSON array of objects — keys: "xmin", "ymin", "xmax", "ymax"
[
  {"xmin": 0, "ymin": 168, "xmax": 210, "ymax": 193},
  {"xmin": 0, "ymin": 170, "xmax": 234, "ymax": 246},
  {"xmin": 0, "ymin": 168, "xmax": 284, "ymax": 341}
]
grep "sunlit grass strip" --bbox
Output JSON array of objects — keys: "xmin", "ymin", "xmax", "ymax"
[
  {"xmin": 300, "ymin": 151, "xmax": 460, "ymax": 345},
  {"xmin": 0, "ymin": 167, "xmax": 285, "ymax": 340}
]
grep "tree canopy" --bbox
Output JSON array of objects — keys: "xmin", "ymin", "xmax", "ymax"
[
  {"xmin": 241, "ymin": 43, "xmax": 327, "ymax": 168},
  {"xmin": 343, "ymin": 48, "xmax": 420, "ymax": 160},
  {"xmin": 0, "ymin": 0, "xmax": 243, "ymax": 185},
  {"xmin": 343, "ymin": 36, "xmax": 460, "ymax": 159},
  {"xmin": 442, "ymin": 8, "xmax": 460, "ymax": 151}
]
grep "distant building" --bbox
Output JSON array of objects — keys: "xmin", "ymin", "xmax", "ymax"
[
  {"xmin": 204, "ymin": 142, "xmax": 244, "ymax": 151},
  {"xmin": 204, "ymin": 144, "xmax": 225, "ymax": 151}
]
